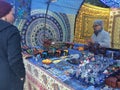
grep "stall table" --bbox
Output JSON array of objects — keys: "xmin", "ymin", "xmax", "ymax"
[
  {"xmin": 23, "ymin": 45, "xmax": 120, "ymax": 90},
  {"xmin": 24, "ymin": 59, "xmax": 75, "ymax": 90}
]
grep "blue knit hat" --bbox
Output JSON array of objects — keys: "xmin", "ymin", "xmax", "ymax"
[{"xmin": 93, "ymin": 20, "xmax": 104, "ymax": 27}]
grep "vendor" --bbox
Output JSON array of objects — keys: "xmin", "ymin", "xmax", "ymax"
[{"xmin": 87, "ymin": 19, "xmax": 111, "ymax": 48}]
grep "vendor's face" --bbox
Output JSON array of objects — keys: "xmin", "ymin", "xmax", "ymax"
[
  {"xmin": 93, "ymin": 24, "xmax": 102, "ymax": 31},
  {"xmin": 5, "ymin": 8, "xmax": 15, "ymax": 24}
]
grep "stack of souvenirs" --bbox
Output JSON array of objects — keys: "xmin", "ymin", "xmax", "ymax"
[
  {"xmin": 70, "ymin": 52, "xmax": 118, "ymax": 87},
  {"xmin": 105, "ymin": 60, "xmax": 120, "ymax": 88},
  {"xmin": 84, "ymin": 42, "xmax": 120, "ymax": 60},
  {"xmin": 22, "ymin": 44, "xmax": 69, "ymax": 59},
  {"xmin": 22, "ymin": 43, "xmax": 120, "ymax": 89}
]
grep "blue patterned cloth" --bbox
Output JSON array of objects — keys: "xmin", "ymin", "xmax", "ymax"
[
  {"xmin": 31, "ymin": 0, "xmax": 84, "ymax": 14},
  {"xmin": 6, "ymin": 0, "xmax": 31, "ymax": 19},
  {"xmin": 100, "ymin": 0, "xmax": 120, "ymax": 8},
  {"xmin": 6, "ymin": 0, "xmax": 84, "ymax": 18}
]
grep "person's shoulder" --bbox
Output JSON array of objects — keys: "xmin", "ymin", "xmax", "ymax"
[
  {"xmin": 101, "ymin": 30, "xmax": 109, "ymax": 35},
  {"xmin": 7, "ymin": 24, "xmax": 19, "ymax": 34},
  {"xmin": 0, "ymin": 20, "xmax": 11, "ymax": 31},
  {"xmin": 5, "ymin": 25, "xmax": 20, "ymax": 39},
  {"xmin": 0, "ymin": 20, "xmax": 19, "ymax": 33}
]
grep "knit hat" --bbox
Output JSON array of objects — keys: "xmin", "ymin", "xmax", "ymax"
[
  {"xmin": 93, "ymin": 20, "xmax": 104, "ymax": 27},
  {"xmin": 0, "ymin": 0, "xmax": 13, "ymax": 18}
]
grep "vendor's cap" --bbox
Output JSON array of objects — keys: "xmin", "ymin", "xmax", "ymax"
[
  {"xmin": 0, "ymin": 0, "xmax": 13, "ymax": 18},
  {"xmin": 93, "ymin": 20, "xmax": 104, "ymax": 26}
]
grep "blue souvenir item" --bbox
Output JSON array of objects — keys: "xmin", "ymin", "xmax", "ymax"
[
  {"xmin": 72, "ymin": 52, "xmax": 116, "ymax": 86},
  {"xmin": 41, "ymin": 51, "xmax": 48, "ymax": 58}
]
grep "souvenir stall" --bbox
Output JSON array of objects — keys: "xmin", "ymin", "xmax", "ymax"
[
  {"xmin": 22, "ymin": 42, "xmax": 120, "ymax": 90},
  {"xmin": 6, "ymin": 0, "xmax": 120, "ymax": 90}
]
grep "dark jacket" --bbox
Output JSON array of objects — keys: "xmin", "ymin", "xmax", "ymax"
[{"xmin": 0, "ymin": 20, "xmax": 25, "ymax": 90}]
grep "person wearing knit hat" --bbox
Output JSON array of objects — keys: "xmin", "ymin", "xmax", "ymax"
[
  {"xmin": 87, "ymin": 19, "xmax": 111, "ymax": 48},
  {"xmin": 93, "ymin": 20, "xmax": 104, "ymax": 35},
  {"xmin": 0, "ymin": 1, "xmax": 25, "ymax": 90},
  {"xmin": 0, "ymin": 0, "xmax": 14, "ymax": 23}
]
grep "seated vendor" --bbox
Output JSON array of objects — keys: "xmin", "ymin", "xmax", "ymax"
[{"xmin": 87, "ymin": 19, "xmax": 111, "ymax": 48}]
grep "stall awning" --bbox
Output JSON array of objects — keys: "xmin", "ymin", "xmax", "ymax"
[
  {"xmin": 6, "ymin": 0, "xmax": 84, "ymax": 18},
  {"xmin": 31, "ymin": 0, "xmax": 84, "ymax": 14}
]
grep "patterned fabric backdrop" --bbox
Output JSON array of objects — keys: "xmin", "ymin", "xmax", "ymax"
[
  {"xmin": 7, "ymin": 0, "xmax": 31, "ymax": 19},
  {"xmin": 5, "ymin": 0, "xmax": 84, "ymax": 48},
  {"xmin": 74, "ymin": 3, "xmax": 110, "ymax": 44},
  {"xmin": 6, "ymin": 0, "xmax": 84, "ymax": 18},
  {"xmin": 15, "ymin": 10, "xmax": 75, "ymax": 48},
  {"xmin": 100, "ymin": 0, "xmax": 120, "ymax": 8},
  {"xmin": 108, "ymin": 9, "xmax": 120, "ymax": 49},
  {"xmin": 31, "ymin": 0, "xmax": 84, "ymax": 14}
]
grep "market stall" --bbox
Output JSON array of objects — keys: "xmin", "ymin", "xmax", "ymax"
[
  {"xmin": 23, "ymin": 43, "xmax": 120, "ymax": 90},
  {"xmin": 5, "ymin": 1, "xmax": 120, "ymax": 90}
]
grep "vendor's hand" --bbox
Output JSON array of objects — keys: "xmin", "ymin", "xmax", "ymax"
[{"xmin": 86, "ymin": 39, "xmax": 94, "ymax": 45}]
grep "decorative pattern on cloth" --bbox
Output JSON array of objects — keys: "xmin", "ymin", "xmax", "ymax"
[
  {"xmin": 26, "ymin": 73, "xmax": 47, "ymax": 90},
  {"xmin": 6, "ymin": 0, "xmax": 84, "ymax": 18},
  {"xmin": 31, "ymin": 0, "xmax": 84, "ymax": 14},
  {"xmin": 74, "ymin": 3, "xmax": 110, "ymax": 44},
  {"xmin": 108, "ymin": 9, "xmax": 120, "ymax": 49},
  {"xmin": 15, "ymin": 9, "xmax": 75, "ymax": 48},
  {"xmin": 6, "ymin": 0, "xmax": 31, "ymax": 19},
  {"xmin": 24, "ymin": 60, "xmax": 74, "ymax": 90},
  {"xmin": 100, "ymin": 0, "xmax": 120, "ymax": 8}
]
